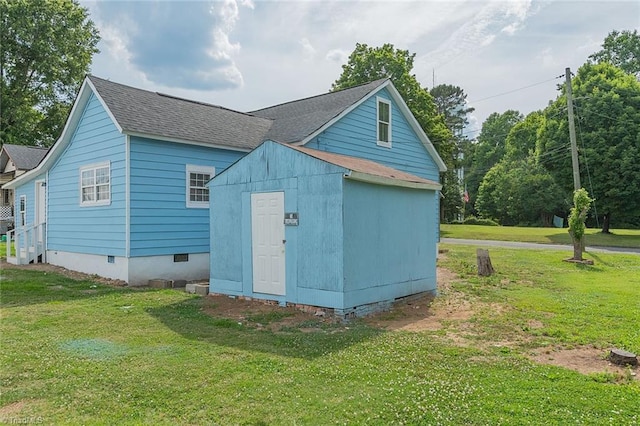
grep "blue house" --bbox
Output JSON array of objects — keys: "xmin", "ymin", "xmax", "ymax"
[
  {"xmin": 4, "ymin": 76, "xmax": 446, "ymax": 301},
  {"xmin": 209, "ymin": 80, "xmax": 446, "ymax": 316},
  {"xmin": 3, "ymin": 75, "xmax": 271, "ymax": 284}
]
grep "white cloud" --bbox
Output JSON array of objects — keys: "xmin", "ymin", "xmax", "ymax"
[
  {"xmin": 326, "ymin": 49, "xmax": 349, "ymax": 63},
  {"xmin": 419, "ymin": 1, "xmax": 536, "ymax": 71},
  {"xmin": 537, "ymin": 47, "xmax": 557, "ymax": 69},
  {"xmin": 81, "ymin": 0, "xmax": 640, "ymax": 128},
  {"xmin": 300, "ymin": 38, "xmax": 316, "ymax": 61},
  {"xmin": 87, "ymin": 0, "xmax": 251, "ymax": 91}
]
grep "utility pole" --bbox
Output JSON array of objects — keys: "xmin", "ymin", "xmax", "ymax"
[
  {"xmin": 565, "ymin": 67, "xmax": 581, "ymax": 190},
  {"xmin": 566, "ymin": 67, "xmax": 586, "ymax": 253}
]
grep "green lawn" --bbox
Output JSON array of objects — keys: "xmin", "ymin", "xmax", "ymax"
[
  {"xmin": 1, "ymin": 247, "xmax": 639, "ymax": 424},
  {"xmin": 441, "ymin": 224, "xmax": 640, "ymax": 248}
]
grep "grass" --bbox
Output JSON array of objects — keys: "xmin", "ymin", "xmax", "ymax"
[
  {"xmin": 438, "ymin": 246, "xmax": 640, "ymax": 352},
  {"xmin": 1, "ymin": 248, "xmax": 639, "ymax": 424},
  {"xmin": 441, "ymin": 224, "xmax": 640, "ymax": 248}
]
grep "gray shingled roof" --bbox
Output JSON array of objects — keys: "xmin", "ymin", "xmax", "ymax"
[
  {"xmin": 88, "ymin": 75, "xmax": 273, "ymax": 151},
  {"xmin": 2, "ymin": 144, "xmax": 49, "ymax": 170},
  {"xmin": 250, "ymin": 79, "xmax": 388, "ymax": 144}
]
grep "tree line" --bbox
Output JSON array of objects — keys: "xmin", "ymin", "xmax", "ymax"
[
  {"xmin": 465, "ymin": 30, "xmax": 640, "ymax": 232},
  {"xmin": 333, "ymin": 32, "xmax": 640, "ymax": 233},
  {"xmin": 2, "ymin": 1, "xmax": 638, "ymax": 231}
]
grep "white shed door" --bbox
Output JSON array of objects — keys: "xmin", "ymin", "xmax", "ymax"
[{"xmin": 251, "ymin": 192, "xmax": 285, "ymax": 295}]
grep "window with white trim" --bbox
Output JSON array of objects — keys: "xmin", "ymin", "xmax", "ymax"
[
  {"xmin": 186, "ymin": 165, "xmax": 215, "ymax": 208},
  {"xmin": 80, "ymin": 162, "xmax": 111, "ymax": 206},
  {"xmin": 377, "ymin": 97, "xmax": 392, "ymax": 148},
  {"xmin": 19, "ymin": 195, "xmax": 26, "ymax": 227}
]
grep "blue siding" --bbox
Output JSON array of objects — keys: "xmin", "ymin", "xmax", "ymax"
[
  {"xmin": 14, "ymin": 173, "xmax": 46, "ymax": 227},
  {"xmin": 305, "ymin": 88, "xmax": 441, "ymax": 182},
  {"xmin": 210, "ymin": 141, "xmax": 439, "ymax": 311},
  {"xmin": 210, "ymin": 141, "xmax": 346, "ymax": 307},
  {"xmin": 47, "ymin": 93, "xmax": 127, "ymax": 256},
  {"xmin": 342, "ymin": 179, "xmax": 437, "ymax": 307},
  {"xmin": 129, "ymin": 136, "xmax": 244, "ymax": 256}
]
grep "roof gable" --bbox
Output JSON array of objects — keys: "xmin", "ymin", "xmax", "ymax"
[
  {"xmin": 294, "ymin": 82, "xmax": 447, "ymax": 173},
  {"xmin": 251, "ymin": 79, "xmax": 388, "ymax": 144},
  {"xmin": 1, "ymin": 144, "xmax": 48, "ymax": 171}
]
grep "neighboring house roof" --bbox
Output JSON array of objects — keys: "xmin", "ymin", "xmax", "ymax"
[
  {"xmin": 1, "ymin": 144, "xmax": 49, "ymax": 171},
  {"xmin": 287, "ymin": 143, "xmax": 442, "ymax": 191},
  {"xmin": 251, "ymin": 79, "xmax": 388, "ymax": 144},
  {"xmin": 88, "ymin": 75, "xmax": 273, "ymax": 151}
]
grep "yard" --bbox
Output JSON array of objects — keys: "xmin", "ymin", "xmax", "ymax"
[
  {"xmin": 1, "ymin": 246, "xmax": 639, "ymax": 424},
  {"xmin": 441, "ymin": 224, "xmax": 640, "ymax": 248}
]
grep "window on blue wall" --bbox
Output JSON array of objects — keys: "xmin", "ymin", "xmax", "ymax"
[
  {"xmin": 186, "ymin": 165, "xmax": 215, "ymax": 208},
  {"xmin": 19, "ymin": 195, "xmax": 26, "ymax": 227},
  {"xmin": 377, "ymin": 97, "xmax": 392, "ymax": 148},
  {"xmin": 80, "ymin": 162, "xmax": 111, "ymax": 206}
]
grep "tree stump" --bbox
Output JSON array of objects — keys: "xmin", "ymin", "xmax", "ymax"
[
  {"xmin": 476, "ymin": 248, "xmax": 495, "ymax": 276},
  {"xmin": 608, "ymin": 348, "xmax": 638, "ymax": 366}
]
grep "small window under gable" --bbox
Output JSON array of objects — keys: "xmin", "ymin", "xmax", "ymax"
[
  {"xmin": 186, "ymin": 165, "xmax": 215, "ymax": 208},
  {"xmin": 377, "ymin": 97, "xmax": 392, "ymax": 148},
  {"xmin": 80, "ymin": 162, "xmax": 111, "ymax": 206}
]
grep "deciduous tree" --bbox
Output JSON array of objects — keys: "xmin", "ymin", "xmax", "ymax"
[
  {"xmin": 476, "ymin": 159, "xmax": 565, "ymax": 226},
  {"xmin": 464, "ymin": 110, "xmax": 522, "ymax": 213},
  {"xmin": 589, "ymin": 29, "xmax": 640, "ymax": 78},
  {"xmin": 537, "ymin": 63, "xmax": 640, "ymax": 232},
  {"xmin": 0, "ymin": 0, "xmax": 100, "ymax": 146}
]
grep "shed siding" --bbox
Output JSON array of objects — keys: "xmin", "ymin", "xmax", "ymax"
[
  {"xmin": 210, "ymin": 141, "xmax": 346, "ymax": 308},
  {"xmin": 306, "ymin": 88, "xmax": 440, "ymax": 182},
  {"xmin": 129, "ymin": 136, "xmax": 244, "ymax": 256},
  {"xmin": 47, "ymin": 93, "xmax": 127, "ymax": 255},
  {"xmin": 342, "ymin": 179, "xmax": 437, "ymax": 307}
]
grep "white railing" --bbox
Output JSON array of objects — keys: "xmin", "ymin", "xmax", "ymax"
[{"xmin": 6, "ymin": 222, "xmax": 46, "ymax": 265}]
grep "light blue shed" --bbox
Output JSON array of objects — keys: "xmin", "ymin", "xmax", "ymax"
[{"xmin": 209, "ymin": 141, "xmax": 442, "ymax": 317}]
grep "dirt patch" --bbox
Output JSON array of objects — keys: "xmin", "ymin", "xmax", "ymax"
[
  {"xmin": 363, "ymin": 265, "xmax": 474, "ymax": 332},
  {"xmin": 201, "ymin": 294, "xmax": 337, "ymax": 332},
  {"xmin": 529, "ymin": 346, "xmax": 638, "ymax": 381},
  {"xmin": 1, "ymin": 259, "xmax": 126, "ymax": 287},
  {"xmin": 0, "ymin": 401, "xmax": 26, "ymax": 417}
]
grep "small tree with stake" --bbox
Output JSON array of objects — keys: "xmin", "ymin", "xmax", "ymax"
[{"xmin": 567, "ymin": 188, "xmax": 593, "ymax": 263}]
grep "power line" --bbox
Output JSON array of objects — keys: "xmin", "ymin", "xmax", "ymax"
[
  {"xmin": 468, "ymin": 75, "xmax": 563, "ymax": 104},
  {"xmin": 460, "ymin": 106, "xmax": 568, "ymax": 138},
  {"xmin": 574, "ymin": 104, "xmax": 600, "ymax": 227}
]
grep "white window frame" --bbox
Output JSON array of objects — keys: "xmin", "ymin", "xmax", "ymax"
[
  {"xmin": 186, "ymin": 165, "xmax": 215, "ymax": 208},
  {"xmin": 79, "ymin": 161, "xmax": 111, "ymax": 207},
  {"xmin": 376, "ymin": 97, "xmax": 392, "ymax": 148},
  {"xmin": 19, "ymin": 195, "xmax": 26, "ymax": 227}
]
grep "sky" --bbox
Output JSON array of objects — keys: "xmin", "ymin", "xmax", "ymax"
[{"xmin": 81, "ymin": 0, "xmax": 639, "ymax": 136}]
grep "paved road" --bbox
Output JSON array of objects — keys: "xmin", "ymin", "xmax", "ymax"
[{"xmin": 440, "ymin": 238, "xmax": 640, "ymax": 256}]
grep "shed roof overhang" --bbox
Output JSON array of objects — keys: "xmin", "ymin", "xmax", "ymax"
[{"xmin": 344, "ymin": 170, "xmax": 442, "ymax": 191}]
